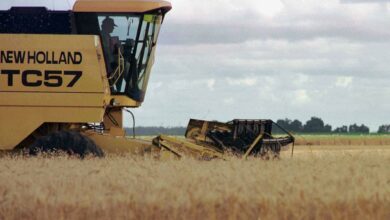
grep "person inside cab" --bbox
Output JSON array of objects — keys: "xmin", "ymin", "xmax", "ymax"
[
  {"xmin": 100, "ymin": 16, "xmax": 119, "ymax": 74},
  {"xmin": 100, "ymin": 16, "xmax": 137, "ymax": 93}
]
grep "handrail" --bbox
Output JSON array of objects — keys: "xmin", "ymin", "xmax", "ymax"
[{"xmin": 108, "ymin": 49, "xmax": 125, "ymax": 87}]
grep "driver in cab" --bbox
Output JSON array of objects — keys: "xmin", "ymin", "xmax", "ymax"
[
  {"xmin": 101, "ymin": 17, "xmax": 120, "ymax": 74},
  {"xmin": 100, "ymin": 16, "xmax": 135, "ymax": 92}
]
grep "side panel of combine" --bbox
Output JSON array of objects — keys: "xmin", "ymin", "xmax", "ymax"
[{"xmin": 0, "ymin": 34, "xmax": 110, "ymax": 150}]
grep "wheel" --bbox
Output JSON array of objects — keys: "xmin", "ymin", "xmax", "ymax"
[{"xmin": 29, "ymin": 131, "xmax": 104, "ymax": 158}]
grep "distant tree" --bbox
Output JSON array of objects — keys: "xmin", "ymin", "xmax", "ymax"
[
  {"xmin": 359, "ymin": 124, "xmax": 370, "ymax": 133},
  {"xmin": 362, "ymin": 125, "xmax": 370, "ymax": 134},
  {"xmin": 378, "ymin": 125, "xmax": 390, "ymax": 134},
  {"xmin": 349, "ymin": 124, "xmax": 370, "ymax": 134},
  {"xmin": 276, "ymin": 119, "xmax": 291, "ymax": 129},
  {"xmin": 303, "ymin": 117, "xmax": 331, "ymax": 133},
  {"xmin": 274, "ymin": 119, "xmax": 290, "ymax": 134},
  {"xmin": 333, "ymin": 126, "xmax": 348, "ymax": 133},
  {"xmin": 274, "ymin": 118, "xmax": 303, "ymax": 133},
  {"xmin": 349, "ymin": 124, "xmax": 357, "ymax": 133},
  {"xmin": 324, "ymin": 124, "xmax": 332, "ymax": 133},
  {"xmin": 290, "ymin": 120, "xmax": 303, "ymax": 132}
]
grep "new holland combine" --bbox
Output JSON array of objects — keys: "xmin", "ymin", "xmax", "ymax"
[{"xmin": 0, "ymin": 0, "xmax": 294, "ymax": 159}]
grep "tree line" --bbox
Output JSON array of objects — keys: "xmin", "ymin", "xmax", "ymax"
[
  {"xmin": 126, "ymin": 117, "xmax": 390, "ymax": 135},
  {"xmin": 273, "ymin": 117, "xmax": 373, "ymax": 134}
]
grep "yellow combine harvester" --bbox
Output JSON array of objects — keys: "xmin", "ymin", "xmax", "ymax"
[{"xmin": 0, "ymin": 0, "xmax": 294, "ymax": 159}]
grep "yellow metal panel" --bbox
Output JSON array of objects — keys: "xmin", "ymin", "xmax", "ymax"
[
  {"xmin": 0, "ymin": 34, "xmax": 110, "ymax": 150},
  {"xmin": 110, "ymin": 95, "xmax": 140, "ymax": 107},
  {"xmin": 0, "ymin": 93, "xmax": 104, "ymax": 107},
  {"xmin": 85, "ymin": 131, "xmax": 153, "ymax": 155},
  {"xmin": 73, "ymin": 0, "xmax": 172, "ymax": 13},
  {"xmin": 157, "ymin": 135, "xmax": 225, "ymax": 160},
  {"xmin": 0, "ymin": 34, "xmax": 110, "ymax": 107},
  {"xmin": 0, "ymin": 34, "xmax": 109, "ymax": 94},
  {"xmin": 0, "ymin": 107, "xmax": 104, "ymax": 150},
  {"xmin": 103, "ymin": 107, "xmax": 125, "ymax": 130}
]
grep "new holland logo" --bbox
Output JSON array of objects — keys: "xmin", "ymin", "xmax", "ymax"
[
  {"xmin": 0, "ymin": 51, "xmax": 82, "ymax": 65},
  {"xmin": 0, "ymin": 50, "xmax": 83, "ymax": 88}
]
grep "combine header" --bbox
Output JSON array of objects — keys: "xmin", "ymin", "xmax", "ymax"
[
  {"xmin": 0, "ymin": 0, "xmax": 294, "ymax": 159},
  {"xmin": 154, "ymin": 119, "xmax": 294, "ymax": 160}
]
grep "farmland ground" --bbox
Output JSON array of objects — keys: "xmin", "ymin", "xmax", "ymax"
[
  {"xmin": 293, "ymin": 134, "xmax": 390, "ymax": 146},
  {"xmin": 0, "ymin": 144, "xmax": 389, "ymax": 220}
]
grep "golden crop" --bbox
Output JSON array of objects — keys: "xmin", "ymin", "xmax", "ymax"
[
  {"xmin": 0, "ymin": 145, "xmax": 389, "ymax": 220},
  {"xmin": 294, "ymin": 135, "xmax": 390, "ymax": 146}
]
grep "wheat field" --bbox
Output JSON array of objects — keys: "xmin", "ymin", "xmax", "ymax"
[
  {"xmin": 0, "ymin": 145, "xmax": 389, "ymax": 220},
  {"xmin": 294, "ymin": 135, "xmax": 390, "ymax": 146}
]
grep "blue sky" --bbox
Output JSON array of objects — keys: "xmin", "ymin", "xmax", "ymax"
[{"xmin": 1, "ymin": 0, "xmax": 390, "ymax": 131}]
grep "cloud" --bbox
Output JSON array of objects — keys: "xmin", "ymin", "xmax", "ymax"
[
  {"xmin": 341, "ymin": 0, "xmax": 390, "ymax": 3},
  {"xmin": 335, "ymin": 77, "xmax": 353, "ymax": 87},
  {"xmin": 293, "ymin": 74, "xmax": 310, "ymax": 86},
  {"xmin": 206, "ymin": 79, "xmax": 216, "ymax": 90},
  {"xmin": 161, "ymin": 0, "xmax": 390, "ymax": 46},
  {"xmin": 223, "ymin": 98, "xmax": 235, "ymax": 105},
  {"xmin": 252, "ymin": 0, "xmax": 284, "ymax": 17},
  {"xmin": 293, "ymin": 90, "xmax": 311, "ymax": 104},
  {"xmin": 226, "ymin": 77, "xmax": 258, "ymax": 86},
  {"xmin": 156, "ymin": 38, "xmax": 390, "ymax": 80}
]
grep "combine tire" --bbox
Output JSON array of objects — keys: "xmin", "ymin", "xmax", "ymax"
[{"xmin": 29, "ymin": 131, "xmax": 104, "ymax": 158}]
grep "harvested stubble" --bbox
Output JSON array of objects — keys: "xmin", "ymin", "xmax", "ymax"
[
  {"xmin": 0, "ymin": 148, "xmax": 389, "ymax": 220},
  {"xmin": 294, "ymin": 135, "xmax": 390, "ymax": 146}
]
